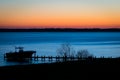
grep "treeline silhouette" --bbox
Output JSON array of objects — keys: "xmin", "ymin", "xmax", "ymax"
[{"xmin": 0, "ymin": 28, "xmax": 120, "ymax": 32}]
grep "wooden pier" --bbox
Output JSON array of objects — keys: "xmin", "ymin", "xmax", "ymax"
[
  {"xmin": 31, "ymin": 56, "xmax": 93, "ymax": 62},
  {"xmin": 4, "ymin": 54, "xmax": 93, "ymax": 62}
]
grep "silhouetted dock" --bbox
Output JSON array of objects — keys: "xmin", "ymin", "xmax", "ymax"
[{"xmin": 31, "ymin": 56, "xmax": 93, "ymax": 62}]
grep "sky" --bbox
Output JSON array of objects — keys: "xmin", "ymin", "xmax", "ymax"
[{"xmin": 0, "ymin": 0, "xmax": 120, "ymax": 28}]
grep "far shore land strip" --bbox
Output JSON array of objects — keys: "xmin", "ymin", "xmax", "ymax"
[{"xmin": 0, "ymin": 28, "xmax": 120, "ymax": 32}]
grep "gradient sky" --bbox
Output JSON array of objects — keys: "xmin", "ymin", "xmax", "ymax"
[{"xmin": 0, "ymin": 0, "xmax": 120, "ymax": 28}]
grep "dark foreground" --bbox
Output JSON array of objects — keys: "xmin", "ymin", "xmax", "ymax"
[{"xmin": 0, "ymin": 59, "xmax": 120, "ymax": 80}]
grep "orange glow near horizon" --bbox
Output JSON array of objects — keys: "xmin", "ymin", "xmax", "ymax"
[{"xmin": 0, "ymin": 0, "xmax": 120, "ymax": 28}]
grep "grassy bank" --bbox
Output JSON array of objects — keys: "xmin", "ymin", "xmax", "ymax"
[{"xmin": 0, "ymin": 58, "xmax": 120, "ymax": 80}]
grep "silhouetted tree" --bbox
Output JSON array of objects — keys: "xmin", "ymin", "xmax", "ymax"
[
  {"xmin": 76, "ymin": 50, "xmax": 93, "ymax": 58},
  {"xmin": 57, "ymin": 43, "xmax": 75, "ymax": 61}
]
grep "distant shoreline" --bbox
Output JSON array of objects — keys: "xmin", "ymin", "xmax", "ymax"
[{"xmin": 0, "ymin": 28, "xmax": 120, "ymax": 32}]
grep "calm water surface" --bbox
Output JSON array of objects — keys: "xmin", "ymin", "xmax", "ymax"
[{"xmin": 0, "ymin": 32, "xmax": 120, "ymax": 66}]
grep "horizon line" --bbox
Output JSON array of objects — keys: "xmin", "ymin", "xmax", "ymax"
[{"xmin": 0, "ymin": 28, "xmax": 120, "ymax": 29}]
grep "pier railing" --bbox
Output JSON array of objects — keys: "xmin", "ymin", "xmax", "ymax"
[{"xmin": 31, "ymin": 56, "xmax": 93, "ymax": 62}]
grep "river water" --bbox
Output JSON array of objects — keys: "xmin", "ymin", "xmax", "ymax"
[{"xmin": 0, "ymin": 32, "xmax": 120, "ymax": 66}]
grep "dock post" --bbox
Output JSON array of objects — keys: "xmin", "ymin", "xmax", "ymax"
[{"xmin": 4, "ymin": 54, "xmax": 6, "ymax": 60}]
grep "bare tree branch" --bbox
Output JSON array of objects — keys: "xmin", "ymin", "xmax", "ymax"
[{"xmin": 57, "ymin": 43, "xmax": 75, "ymax": 57}]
